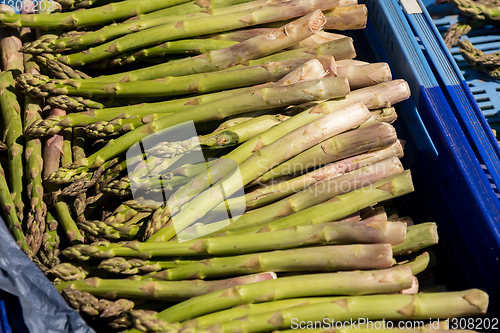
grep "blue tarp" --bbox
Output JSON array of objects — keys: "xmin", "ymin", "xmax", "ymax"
[{"xmin": 0, "ymin": 218, "xmax": 94, "ymax": 333}]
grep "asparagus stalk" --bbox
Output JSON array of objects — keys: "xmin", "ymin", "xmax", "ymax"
[
  {"xmin": 241, "ymin": 141, "xmax": 403, "ymax": 210},
  {"xmin": 323, "ymin": 4, "xmax": 367, "ymax": 29},
  {"xmin": 450, "ymin": 0, "xmax": 500, "ymax": 21},
  {"xmin": 149, "ymin": 101, "xmax": 370, "ymax": 242},
  {"xmin": 458, "ymin": 38, "xmax": 500, "ymax": 78},
  {"xmin": 22, "ymin": 28, "xmax": 47, "ymax": 255},
  {"xmin": 43, "ymin": 108, "xmax": 85, "ymax": 245},
  {"xmin": 27, "ymin": 83, "xmax": 275, "ymax": 136},
  {"xmin": 254, "ymin": 122, "xmax": 398, "ymax": 184},
  {"xmin": 0, "ymin": 25, "xmax": 25, "ymax": 223},
  {"xmin": 39, "ymin": 211, "xmax": 60, "ymax": 268},
  {"xmin": 147, "ymin": 114, "xmax": 289, "ymax": 159},
  {"xmin": 196, "ymin": 157, "xmax": 403, "ymax": 236},
  {"xmin": 53, "ymin": 75, "xmax": 351, "ymax": 179},
  {"xmin": 0, "ymin": 151, "xmax": 31, "ymax": 256},
  {"xmin": 98, "ymin": 257, "xmax": 202, "ymax": 275},
  {"xmin": 22, "ymin": 0, "xmax": 270, "ymax": 54},
  {"xmin": 443, "ymin": 18, "xmax": 479, "ymax": 48},
  {"xmin": 206, "ymin": 290, "xmax": 488, "ymax": 333},
  {"xmin": 287, "ymin": 31, "xmax": 346, "ymax": 49},
  {"xmin": 129, "ymin": 267, "xmax": 414, "ymax": 325},
  {"xmin": 46, "ymin": 0, "xmax": 341, "ymax": 66},
  {"xmin": 0, "ymin": 0, "xmax": 192, "ymax": 29},
  {"xmin": 62, "ymin": 220, "xmax": 405, "ymax": 261},
  {"xmin": 393, "ymin": 222, "xmax": 439, "ymax": 256},
  {"xmin": 55, "ymin": 272, "xmax": 277, "ymax": 300},
  {"xmin": 76, "ymin": 33, "xmax": 354, "ymax": 83},
  {"xmin": 78, "ymin": 211, "xmax": 150, "ymax": 240},
  {"xmin": 397, "ymin": 252, "xmax": 434, "ymax": 275},
  {"xmin": 215, "ymin": 171, "xmax": 413, "ymax": 236},
  {"xmin": 164, "ymin": 80, "xmax": 409, "ymax": 216},
  {"xmin": 62, "ymin": 287, "xmax": 135, "ymax": 318},
  {"xmin": 154, "ymin": 244, "xmax": 393, "ymax": 281},
  {"xmin": 337, "ymin": 62, "xmax": 391, "ymax": 89},
  {"xmin": 90, "ymin": 39, "xmax": 239, "ymax": 69},
  {"xmin": 18, "ymin": 59, "xmax": 310, "ymax": 98}
]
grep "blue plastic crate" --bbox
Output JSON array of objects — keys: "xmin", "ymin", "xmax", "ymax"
[
  {"xmin": 426, "ymin": 1, "xmax": 500, "ymax": 123},
  {"xmin": 357, "ymin": 0, "xmax": 500, "ymax": 314},
  {"xmin": 0, "ymin": 295, "xmax": 12, "ymax": 333}
]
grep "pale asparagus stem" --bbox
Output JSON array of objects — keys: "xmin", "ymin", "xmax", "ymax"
[
  {"xmin": 43, "ymin": 108, "xmax": 85, "ymax": 245},
  {"xmin": 76, "ymin": 34, "xmax": 355, "ymax": 84},
  {"xmin": 144, "ymin": 58, "xmax": 333, "ymax": 159},
  {"xmin": 287, "ymin": 31, "xmax": 346, "ymax": 49},
  {"xmin": 51, "ymin": 0, "xmax": 343, "ymax": 67},
  {"xmin": 260, "ymin": 4, "xmax": 366, "ymax": 30},
  {"xmin": 213, "ymin": 171, "xmax": 413, "ymax": 236},
  {"xmin": 151, "ymin": 102, "xmax": 370, "ymax": 242},
  {"xmin": 206, "ymin": 290, "xmax": 488, "ymax": 332},
  {"xmin": 323, "ymin": 4, "xmax": 367, "ymax": 29},
  {"xmin": 145, "ymin": 114, "xmax": 289, "ymax": 159},
  {"xmin": 0, "ymin": 20, "xmax": 25, "ymax": 223},
  {"xmin": 55, "ymin": 273, "xmax": 277, "ymax": 300},
  {"xmin": 240, "ymin": 141, "xmax": 403, "ymax": 210},
  {"xmin": 78, "ymin": 212, "xmax": 150, "ymax": 240},
  {"xmin": 336, "ymin": 59, "xmax": 369, "ymax": 66},
  {"xmin": 23, "ymin": 30, "xmax": 47, "ymax": 255},
  {"xmin": 153, "ymin": 244, "xmax": 394, "ymax": 281},
  {"xmin": 337, "ymin": 62, "xmax": 392, "ymax": 89},
  {"xmin": 254, "ymin": 122, "xmax": 398, "ymax": 184},
  {"xmin": 0, "ymin": 0, "xmax": 192, "ymax": 29},
  {"xmin": 29, "ymin": 84, "xmax": 275, "ymax": 138},
  {"xmin": 397, "ymin": 252, "xmax": 435, "ymax": 275},
  {"xmin": 194, "ymin": 157, "xmax": 404, "ymax": 237},
  {"xmin": 62, "ymin": 220, "xmax": 406, "ymax": 261},
  {"xmin": 393, "ymin": 222, "xmax": 439, "ymax": 256},
  {"xmin": 127, "ymin": 267, "xmax": 415, "ymax": 326},
  {"xmin": 274, "ymin": 57, "xmax": 334, "ymax": 86},
  {"xmin": 164, "ymin": 80, "xmax": 410, "ymax": 216},
  {"xmin": 58, "ymin": 76, "xmax": 352, "ymax": 174},
  {"xmin": 23, "ymin": 0, "xmax": 289, "ymax": 54}
]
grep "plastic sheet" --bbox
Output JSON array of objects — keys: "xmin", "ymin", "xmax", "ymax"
[{"xmin": 0, "ymin": 218, "xmax": 94, "ymax": 333}]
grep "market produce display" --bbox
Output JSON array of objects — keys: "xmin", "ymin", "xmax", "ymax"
[{"xmin": 0, "ymin": 0, "xmax": 491, "ymax": 332}]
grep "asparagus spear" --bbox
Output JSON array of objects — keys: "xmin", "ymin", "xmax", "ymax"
[
  {"xmin": 0, "ymin": 25, "xmax": 25, "ymax": 223},
  {"xmin": 18, "ymin": 59, "xmax": 311, "ymax": 99},
  {"xmin": 27, "ymin": 83, "xmax": 275, "ymax": 137},
  {"xmin": 90, "ymin": 39, "xmax": 239, "ymax": 69},
  {"xmin": 43, "ymin": 108, "xmax": 85, "ymax": 245},
  {"xmin": 50, "ymin": 76, "xmax": 350, "ymax": 185},
  {"xmin": 99, "ymin": 257, "xmax": 202, "ymax": 275},
  {"xmin": 78, "ymin": 211, "xmax": 150, "ymax": 240},
  {"xmin": 0, "ymin": 0, "xmax": 192, "ymax": 29},
  {"xmin": 149, "ymin": 101, "xmax": 370, "ymax": 242},
  {"xmin": 323, "ymin": 4, "xmax": 367, "ymax": 29},
  {"xmin": 69, "ymin": 31, "xmax": 355, "ymax": 83},
  {"xmin": 153, "ymin": 244, "xmax": 393, "ymax": 281},
  {"xmin": 397, "ymin": 251, "xmax": 434, "ymax": 275},
  {"xmin": 55, "ymin": 272, "xmax": 277, "ymax": 300},
  {"xmin": 38, "ymin": 211, "xmax": 60, "ymax": 268},
  {"xmin": 128, "ymin": 267, "xmax": 414, "ymax": 326},
  {"xmin": 450, "ymin": 0, "xmax": 500, "ymax": 21},
  {"xmin": 22, "ymin": 28, "xmax": 47, "ymax": 255},
  {"xmin": 203, "ymin": 290, "xmax": 488, "ymax": 333},
  {"xmin": 62, "ymin": 287, "xmax": 135, "ymax": 318},
  {"xmin": 392, "ymin": 222, "xmax": 439, "ymax": 256},
  {"xmin": 254, "ymin": 122, "xmax": 398, "ymax": 184},
  {"xmin": 458, "ymin": 38, "xmax": 500, "ymax": 77},
  {"xmin": 0, "ymin": 150, "xmax": 31, "ymax": 256},
  {"xmin": 443, "ymin": 18, "xmax": 479, "ymax": 48},
  {"xmin": 195, "ymin": 157, "xmax": 403, "ymax": 237},
  {"xmin": 164, "ymin": 80, "xmax": 410, "ymax": 217},
  {"xmin": 213, "ymin": 171, "xmax": 413, "ymax": 236},
  {"xmin": 240, "ymin": 141, "xmax": 403, "ymax": 210},
  {"xmin": 62, "ymin": 220, "xmax": 406, "ymax": 261}
]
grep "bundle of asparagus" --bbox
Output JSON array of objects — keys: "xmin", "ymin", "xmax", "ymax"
[{"xmin": 0, "ymin": 0, "xmax": 490, "ymax": 332}]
